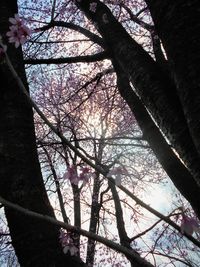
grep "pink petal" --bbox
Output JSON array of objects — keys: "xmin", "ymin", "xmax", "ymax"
[{"xmin": 9, "ymin": 18, "xmax": 17, "ymax": 24}]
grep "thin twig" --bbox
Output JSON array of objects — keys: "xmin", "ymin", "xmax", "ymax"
[{"xmin": 2, "ymin": 42, "xmax": 200, "ymax": 249}]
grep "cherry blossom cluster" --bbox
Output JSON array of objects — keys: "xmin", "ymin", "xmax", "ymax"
[
  {"xmin": 63, "ymin": 165, "xmax": 91, "ymax": 185},
  {"xmin": 6, "ymin": 14, "xmax": 31, "ymax": 48},
  {"xmin": 59, "ymin": 230, "xmax": 79, "ymax": 256}
]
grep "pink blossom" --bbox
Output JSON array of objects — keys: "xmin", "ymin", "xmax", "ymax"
[
  {"xmin": 9, "ymin": 14, "xmax": 23, "ymax": 26},
  {"xmin": 180, "ymin": 214, "xmax": 199, "ymax": 235},
  {"xmin": 6, "ymin": 14, "xmax": 31, "ymax": 48},
  {"xmin": 63, "ymin": 165, "xmax": 79, "ymax": 185},
  {"xmin": 59, "ymin": 230, "xmax": 69, "ymax": 247},
  {"xmin": 63, "ymin": 165, "xmax": 91, "ymax": 185}
]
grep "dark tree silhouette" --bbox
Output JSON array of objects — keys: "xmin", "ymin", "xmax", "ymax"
[
  {"xmin": 0, "ymin": 1, "xmax": 85, "ymax": 266},
  {"xmin": 76, "ymin": 0, "xmax": 200, "ymax": 217},
  {"xmin": 1, "ymin": 0, "xmax": 200, "ymax": 266}
]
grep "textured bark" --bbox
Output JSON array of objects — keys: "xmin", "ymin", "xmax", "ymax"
[
  {"xmin": 0, "ymin": 1, "xmax": 85, "ymax": 266},
  {"xmin": 75, "ymin": 0, "xmax": 200, "ymax": 186},
  {"xmin": 146, "ymin": 0, "xmax": 200, "ymax": 159},
  {"xmin": 114, "ymin": 64, "xmax": 200, "ymax": 217},
  {"xmin": 150, "ymin": 31, "xmax": 168, "ymax": 71}
]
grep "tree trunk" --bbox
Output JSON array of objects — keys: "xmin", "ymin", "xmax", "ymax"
[
  {"xmin": 72, "ymin": 184, "xmax": 81, "ymax": 256},
  {"xmin": 86, "ymin": 172, "xmax": 101, "ymax": 266},
  {"xmin": 76, "ymin": 0, "xmax": 200, "ymax": 217},
  {"xmin": 114, "ymin": 63, "xmax": 200, "ymax": 217},
  {"xmin": 109, "ymin": 181, "xmax": 139, "ymax": 267},
  {"xmin": 146, "ymin": 1, "xmax": 200, "ymax": 160},
  {"xmin": 0, "ymin": 1, "xmax": 85, "ymax": 266},
  {"xmin": 75, "ymin": 1, "xmax": 200, "ymax": 187}
]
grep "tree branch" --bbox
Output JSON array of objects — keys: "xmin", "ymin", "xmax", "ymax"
[
  {"xmin": 37, "ymin": 20, "xmax": 105, "ymax": 48},
  {"xmin": 0, "ymin": 195, "xmax": 154, "ymax": 267},
  {"xmin": 24, "ymin": 51, "xmax": 109, "ymax": 65},
  {"xmin": 75, "ymin": 0, "xmax": 200, "ymax": 186},
  {"xmin": 3, "ymin": 44, "xmax": 200, "ymax": 250}
]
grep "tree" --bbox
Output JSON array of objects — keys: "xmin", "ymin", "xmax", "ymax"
[
  {"xmin": 1, "ymin": 0, "xmax": 200, "ymax": 266},
  {"xmin": 75, "ymin": 0, "xmax": 200, "ymax": 217},
  {"xmin": 0, "ymin": 0, "xmax": 85, "ymax": 266}
]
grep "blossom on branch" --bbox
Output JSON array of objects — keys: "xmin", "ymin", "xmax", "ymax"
[
  {"xmin": 63, "ymin": 165, "xmax": 79, "ymax": 185},
  {"xmin": 6, "ymin": 14, "xmax": 31, "ymax": 48},
  {"xmin": 63, "ymin": 165, "xmax": 91, "ymax": 186}
]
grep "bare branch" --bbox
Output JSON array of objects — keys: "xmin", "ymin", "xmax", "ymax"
[
  {"xmin": 24, "ymin": 51, "xmax": 109, "ymax": 65},
  {"xmin": 0, "ymin": 195, "xmax": 154, "ymax": 267},
  {"xmin": 36, "ymin": 20, "xmax": 105, "ymax": 48},
  {"xmin": 3, "ymin": 44, "xmax": 200, "ymax": 250}
]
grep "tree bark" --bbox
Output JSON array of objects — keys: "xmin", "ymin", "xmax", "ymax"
[
  {"xmin": 146, "ymin": 1, "xmax": 200, "ymax": 159},
  {"xmin": 114, "ymin": 63, "xmax": 200, "ymax": 217},
  {"xmin": 76, "ymin": 0, "xmax": 200, "ymax": 216},
  {"xmin": 0, "ymin": 1, "xmax": 85, "ymax": 266},
  {"xmin": 75, "ymin": 0, "xmax": 200, "ymax": 187}
]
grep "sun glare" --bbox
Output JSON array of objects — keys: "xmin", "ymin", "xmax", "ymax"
[{"xmin": 141, "ymin": 184, "xmax": 172, "ymax": 213}]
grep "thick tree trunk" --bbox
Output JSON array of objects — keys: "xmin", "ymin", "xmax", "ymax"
[
  {"xmin": 75, "ymin": 0, "xmax": 200, "ymax": 187},
  {"xmin": 76, "ymin": 0, "xmax": 200, "ymax": 216},
  {"xmin": 146, "ymin": 0, "xmax": 200, "ymax": 161},
  {"xmin": 115, "ymin": 64, "xmax": 200, "ymax": 217},
  {"xmin": 0, "ymin": 1, "xmax": 85, "ymax": 266}
]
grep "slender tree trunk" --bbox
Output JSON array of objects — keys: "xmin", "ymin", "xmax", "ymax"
[
  {"xmin": 0, "ymin": 1, "xmax": 85, "ymax": 266},
  {"xmin": 86, "ymin": 172, "xmax": 101, "ymax": 266},
  {"xmin": 72, "ymin": 184, "xmax": 81, "ymax": 256},
  {"xmin": 109, "ymin": 181, "xmax": 139, "ymax": 267},
  {"xmin": 42, "ymin": 147, "xmax": 69, "ymax": 223},
  {"xmin": 86, "ymin": 137, "xmax": 105, "ymax": 267}
]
